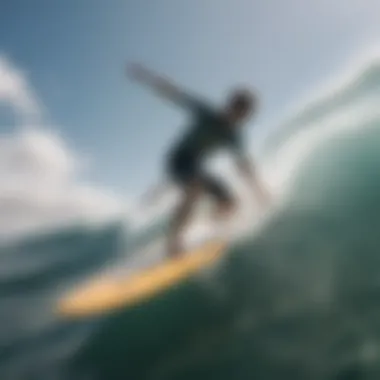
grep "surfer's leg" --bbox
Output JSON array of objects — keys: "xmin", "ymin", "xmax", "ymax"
[
  {"xmin": 166, "ymin": 148, "xmax": 206, "ymax": 257},
  {"xmin": 167, "ymin": 180, "xmax": 203, "ymax": 258},
  {"xmin": 203, "ymin": 175, "xmax": 237, "ymax": 221}
]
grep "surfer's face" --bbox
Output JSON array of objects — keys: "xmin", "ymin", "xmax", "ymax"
[
  {"xmin": 230, "ymin": 102, "xmax": 252, "ymax": 120},
  {"xmin": 226, "ymin": 100, "xmax": 254, "ymax": 124}
]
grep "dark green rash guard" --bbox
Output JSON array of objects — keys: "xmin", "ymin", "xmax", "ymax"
[{"xmin": 172, "ymin": 93, "xmax": 246, "ymax": 162}]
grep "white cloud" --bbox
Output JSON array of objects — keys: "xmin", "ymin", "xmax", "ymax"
[
  {"xmin": 0, "ymin": 56, "xmax": 42, "ymax": 122},
  {"xmin": 0, "ymin": 55, "xmax": 125, "ymax": 240}
]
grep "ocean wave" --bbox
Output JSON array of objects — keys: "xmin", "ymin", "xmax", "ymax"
[{"xmin": 2, "ymin": 57, "xmax": 380, "ymax": 379}]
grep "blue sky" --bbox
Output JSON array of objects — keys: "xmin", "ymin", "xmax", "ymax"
[{"xmin": 1, "ymin": 0, "xmax": 380, "ymax": 199}]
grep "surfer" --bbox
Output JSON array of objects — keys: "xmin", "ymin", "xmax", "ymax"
[{"xmin": 127, "ymin": 63, "xmax": 270, "ymax": 257}]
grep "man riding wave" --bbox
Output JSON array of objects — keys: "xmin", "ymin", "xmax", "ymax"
[{"xmin": 127, "ymin": 63, "xmax": 270, "ymax": 257}]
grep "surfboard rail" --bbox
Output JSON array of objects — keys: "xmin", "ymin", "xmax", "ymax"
[{"xmin": 56, "ymin": 239, "xmax": 226, "ymax": 318}]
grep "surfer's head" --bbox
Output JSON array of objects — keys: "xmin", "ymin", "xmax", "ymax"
[{"xmin": 225, "ymin": 88, "xmax": 257, "ymax": 123}]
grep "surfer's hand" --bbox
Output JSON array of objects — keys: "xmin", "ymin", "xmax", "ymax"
[
  {"xmin": 254, "ymin": 183, "xmax": 271, "ymax": 207},
  {"xmin": 127, "ymin": 63, "xmax": 149, "ymax": 82},
  {"xmin": 126, "ymin": 62, "xmax": 179, "ymax": 99}
]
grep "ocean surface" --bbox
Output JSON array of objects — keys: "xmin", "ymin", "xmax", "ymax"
[{"xmin": 2, "ymin": 60, "xmax": 380, "ymax": 380}]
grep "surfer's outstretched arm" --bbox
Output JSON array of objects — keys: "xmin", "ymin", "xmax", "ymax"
[{"xmin": 126, "ymin": 63, "xmax": 204, "ymax": 111}]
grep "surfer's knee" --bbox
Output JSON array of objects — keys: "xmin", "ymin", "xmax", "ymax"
[
  {"xmin": 184, "ymin": 179, "xmax": 203, "ymax": 202},
  {"xmin": 216, "ymin": 198, "xmax": 237, "ymax": 218}
]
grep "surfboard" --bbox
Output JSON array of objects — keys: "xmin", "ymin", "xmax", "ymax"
[{"xmin": 56, "ymin": 239, "xmax": 226, "ymax": 319}]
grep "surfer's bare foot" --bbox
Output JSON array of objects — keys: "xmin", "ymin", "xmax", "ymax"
[{"xmin": 167, "ymin": 239, "xmax": 183, "ymax": 259}]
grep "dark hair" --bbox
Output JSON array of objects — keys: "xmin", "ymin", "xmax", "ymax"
[{"xmin": 228, "ymin": 88, "xmax": 256, "ymax": 110}]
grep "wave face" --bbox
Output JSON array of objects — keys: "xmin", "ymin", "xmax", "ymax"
[{"xmin": 2, "ymin": 60, "xmax": 380, "ymax": 380}]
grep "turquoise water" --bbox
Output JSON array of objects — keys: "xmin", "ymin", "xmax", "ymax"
[{"xmin": 2, "ymin": 61, "xmax": 380, "ymax": 380}]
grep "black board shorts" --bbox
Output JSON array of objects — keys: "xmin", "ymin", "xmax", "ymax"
[{"xmin": 167, "ymin": 148, "xmax": 232, "ymax": 203}]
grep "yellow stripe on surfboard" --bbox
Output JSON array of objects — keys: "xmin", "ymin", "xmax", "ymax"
[{"xmin": 56, "ymin": 239, "xmax": 226, "ymax": 318}]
